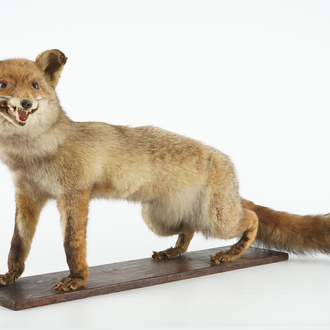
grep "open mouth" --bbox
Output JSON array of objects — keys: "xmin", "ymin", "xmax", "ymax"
[{"xmin": 0, "ymin": 101, "xmax": 38, "ymax": 126}]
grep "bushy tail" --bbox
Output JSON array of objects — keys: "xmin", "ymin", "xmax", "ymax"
[{"xmin": 242, "ymin": 198, "xmax": 330, "ymax": 254}]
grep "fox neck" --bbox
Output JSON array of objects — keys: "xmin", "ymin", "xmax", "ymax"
[{"xmin": 0, "ymin": 104, "xmax": 72, "ymax": 165}]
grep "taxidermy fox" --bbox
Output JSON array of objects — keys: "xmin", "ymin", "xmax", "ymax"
[{"xmin": 0, "ymin": 50, "xmax": 329, "ymax": 292}]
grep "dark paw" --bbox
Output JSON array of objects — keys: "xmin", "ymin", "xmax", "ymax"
[
  {"xmin": 210, "ymin": 252, "xmax": 229, "ymax": 264},
  {"xmin": 0, "ymin": 270, "xmax": 18, "ymax": 286},
  {"xmin": 52, "ymin": 277, "xmax": 86, "ymax": 291},
  {"xmin": 152, "ymin": 251, "xmax": 171, "ymax": 260}
]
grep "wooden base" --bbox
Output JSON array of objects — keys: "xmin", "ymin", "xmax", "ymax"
[{"xmin": 0, "ymin": 246, "xmax": 288, "ymax": 311}]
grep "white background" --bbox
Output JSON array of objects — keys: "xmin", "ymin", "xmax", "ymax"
[{"xmin": 1, "ymin": 1, "xmax": 330, "ymax": 329}]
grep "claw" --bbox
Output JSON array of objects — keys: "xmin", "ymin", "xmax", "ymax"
[
  {"xmin": 210, "ymin": 252, "xmax": 229, "ymax": 264},
  {"xmin": 152, "ymin": 251, "xmax": 170, "ymax": 260},
  {"xmin": 52, "ymin": 277, "xmax": 86, "ymax": 291}
]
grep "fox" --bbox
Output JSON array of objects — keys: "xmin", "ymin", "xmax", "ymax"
[{"xmin": 0, "ymin": 49, "xmax": 329, "ymax": 292}]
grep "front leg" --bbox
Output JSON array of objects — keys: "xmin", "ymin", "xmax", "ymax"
[
  {"xmin": 53, "ymin": 189, "xmax": 92, "ymax": 291},
  {"xmin": 0, "ymin": 190, "xmax": 46, "ymax": 286}
]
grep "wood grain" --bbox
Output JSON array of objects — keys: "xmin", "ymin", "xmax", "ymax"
[{"xmin": 0, "ymin": 246, "xmax": 288, "ymax": 311}]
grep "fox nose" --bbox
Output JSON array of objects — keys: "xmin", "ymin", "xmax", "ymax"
[{"xmin": 20, "ymin": 99, "xmax": 32, "ymax": 109}]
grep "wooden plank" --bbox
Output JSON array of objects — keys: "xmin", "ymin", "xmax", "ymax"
[{"xmin": 0, "ymin": 246, "xmax": 288, "ymax": 311}]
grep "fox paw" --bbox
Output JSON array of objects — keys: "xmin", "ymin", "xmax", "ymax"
[
  {"xmin": 210, "ymin": 252, "xmax": 229, "ymax": 264},
  {"xmin": 0, "ymin": 270, "xmax": 19, "ymax": 286},
  {"xmin": 52, "ymin": 277, "xmax": 86, "ymax": 291},
  {"xmin": 152, "ymin": 251, "xmax": 171, "ymax": 260}
]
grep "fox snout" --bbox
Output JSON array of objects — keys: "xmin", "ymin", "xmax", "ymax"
[{"xmin": 0, "ymin": 97, "xmax": 39, "ymax": 126}]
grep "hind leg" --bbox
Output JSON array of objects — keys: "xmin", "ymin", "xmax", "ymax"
[
  {"xmin": 211, "ymin": 209, "xmax": 258, "ymax": 264},
  {"xmin": 152, "ymin": 231, "xmax": 194, "ymax": 260}
]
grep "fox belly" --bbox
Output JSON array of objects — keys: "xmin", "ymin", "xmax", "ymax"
[{"xmin": 141, "ymin": 183, "xmax": 210, "ymax": 237}]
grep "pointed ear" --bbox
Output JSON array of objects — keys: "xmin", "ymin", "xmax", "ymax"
[{"xmin": 35, "ymin": 49, "xmax": 67, "ymax": 88}]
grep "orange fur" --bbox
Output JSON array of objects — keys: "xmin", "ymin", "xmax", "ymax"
[
  {"xmin": 242, "ymin": 199, "xmax": 330, "ymax": 254},
  {"xmin": 0, "ymin": 50, "xmax": 328, "ymax": 291}
]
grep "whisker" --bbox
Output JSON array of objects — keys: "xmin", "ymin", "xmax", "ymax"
[{"xmin": 0, "ymin": 95, "xmax": 10, "ymax": 100}]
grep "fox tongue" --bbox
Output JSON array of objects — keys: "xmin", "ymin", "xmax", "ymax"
[{"xmin": 18, "ymin": 109, "xmax": 28, "ymax": 121}]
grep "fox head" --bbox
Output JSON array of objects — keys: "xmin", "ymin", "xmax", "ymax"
[{"xmin": 0, "ymin": 49, "xmax": 67, "ymax": 129}]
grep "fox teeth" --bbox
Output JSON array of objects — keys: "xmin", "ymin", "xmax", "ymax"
[
  {"xmin": 7, "ymin": 107, "xmax": 29, "ymax": 122},
  {"xmin": 7, "ymin": 107, "xmax": 16, "ymax": 117}
]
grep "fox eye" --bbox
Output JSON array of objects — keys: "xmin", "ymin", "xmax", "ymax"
[
  {"xmin": 32, "ymin": 81, "xmax": 40, "ymax": 90},
  {"xmin": 0, "ymin": 80, "xmax": 7, "ymax": 89}
]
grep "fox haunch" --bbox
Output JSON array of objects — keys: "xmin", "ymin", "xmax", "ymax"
[{"xmin": 0, "ymin": 50, "xmax": 329, "ymax": 291}]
